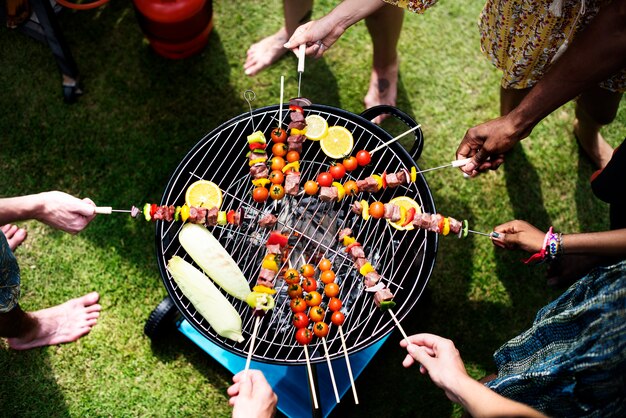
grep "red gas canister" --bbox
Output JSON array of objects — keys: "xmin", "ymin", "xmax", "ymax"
[{"xmin": 133, "ymin": 0, "xmax": 213, "ymax": 59}]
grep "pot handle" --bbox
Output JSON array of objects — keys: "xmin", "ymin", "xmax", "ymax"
[{"xmin": 360, "ymin": 105, "xmax": 424, "ymax": 161}]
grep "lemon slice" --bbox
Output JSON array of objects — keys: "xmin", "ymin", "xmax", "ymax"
[
  {"xmin": 387, "ymin": 196, "xmax": 421, "ymax": 231},
  {"xmin": 185, "ymin": 180, "xmax": 223, "ymax": 209},
  {"xmin": 304, "ymin": 115, "xmax": 328, "ymax": 141},
  {"xmin": 320, "ymin": 126, "xmax": 354, "ymax": 159}
]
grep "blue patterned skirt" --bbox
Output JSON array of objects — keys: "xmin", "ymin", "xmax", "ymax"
[{"xmin": 0, "ymin": 230, "xmax": 21, "ymax": 313}]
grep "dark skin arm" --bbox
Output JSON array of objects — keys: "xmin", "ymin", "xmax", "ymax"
[{"xmin": 457, "ymin": 0, "xmax": 626, "ymax": 175}]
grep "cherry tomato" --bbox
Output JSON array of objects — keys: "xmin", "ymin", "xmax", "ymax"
[
  {"xmin": 317, "ymin": 172, "xmax": 333, "ymax": 187},
  {"xmin": 324, "ymin": 282, "xmax": 340, "ymax": 298},
  {"xmin": 252, "ymin": 187, "xmax": 269, "ymax": 203},
  {"xmin": 269, "ymin": 170, "xmax": 284, "ymax": 184},
  {"xmin": 305, "ymin": 290, "xmax": 322, "ymax": 307},
  {"xmin": 328, "ymin": 297, "xmax": 342, "ymax": 312},
  {"xmin": 320, "ymin": 270, "xmax": 336, "ymax": 284},
  {"xmin": 313, "ymin": 321, "xmax": 329, "ymax": 338},
  {"xmin": 318, "ymin": 258, "xmax": 332, "ymax": 272},
  {"xmin": 309, "ymin": 306, "xmax": 325, "ymax": 323},
  {"xmin": 290, "ymin": 297, "xmax": 307, "ymax": 313},
  {"xmin": 300, "ymin": 264, "xmax": 315, "ymax": 278},
  {"xmin": 269, "ymin": 184, "xmax": 285, "ymax": 200},
  {"xmin": 343, "ymin": 156, "xmax": 358, "ymax": 171},
  {"xmin": 331, "ymin": 311, "xmax": 345, "ymax": 326},
  {"xmin": 270, "ymin": 156, "xmax": 286, "ymax": 171},
  {"xmin": 295, "ymin": 327, "xmax": 313, "ymax": 345},
  {"xmin": 369, "ymin": 201, "xmax": 385, "ymax": 219},
  {"xmin": 303, "ymin": 180, "xmax": 319, "ymax": 196},
  {"xmin": 284, "ymin": 268, "xmax": 300, "ymax": 285},
  {"xmin": 329, "ymin": 163, "xmax": 346, "ymax": 180},
  {"xmin": 272, "ymin": 142, "xmax": 288, "ymax": 157},
  {"xmin": 302, "ymin": 277, "xmax": 318, "ymax": 293},
  {"xmin": 356, "ymin": 150, "xmax": 372, "ymax": 166},
  {"xmin": 286, "ymin": 151, "xmax": 300, "ymax": 163},
  {"xmin": 271, "ymin": 127, "xmax": 287, "ymax": 143},
  {"xmin": 292, "ymin": 312, "xmax": 309, "ymax": 329},
  {"xmin": 343, "ymin": 180, "xmax": 359, "ymax": 196},
  {"xmin": 287, "ymin": 283, "xmax": 303, "ymax": 299}
]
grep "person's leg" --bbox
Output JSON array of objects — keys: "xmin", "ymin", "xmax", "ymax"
[
  {"xmin": 574, "ymin": 87, "xmax": 622, "ymax": 169},
  {"xmin": 244, "ymin": 0, "xmax": 314, "ymax": 76},
  {"xmin": 1, "ymin": 224, "xmax": 27, "ymax": 252},
  {"xmin": 1, "ymin": 292, "xmax": 101, "ymax": 350},
  {"xmin": 364, "ymin": 4, "xmax": 404, "ymax": 123}
]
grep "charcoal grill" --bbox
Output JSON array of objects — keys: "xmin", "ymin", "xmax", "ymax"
[{"xmin": 155, "ymin": 104, "xmax": 437, "ymax": 367}]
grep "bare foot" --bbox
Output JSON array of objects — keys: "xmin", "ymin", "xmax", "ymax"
[
  {"xmin": 364, "ymin": 58, "xmax": 399, "ymax": 124},
  {"xmin": 8, "ymin": 292, "xmax": 101, "ymax": 350},
  {"xmin": 1, "ymin": 224, "xmax": 27, "ymax": 252},
  {"xmin": 573, "ymin": 118, "xmax": 614, "ymax": 169},
  {"xmin": 244, "ymin": 28, "xmax": 290, "ymax": 76}
]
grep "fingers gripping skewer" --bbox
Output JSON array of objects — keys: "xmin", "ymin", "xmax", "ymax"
[
  {"xmin": 303, "ymin": 344, "xmax": 320, "ymax": 410},
  {"xmin": 338, "ymin": 326, "xmax": 359, "ymax": 404},
  {"xmin": 321, "ymin": 337, "xmax": 341, "ymax": 403}
]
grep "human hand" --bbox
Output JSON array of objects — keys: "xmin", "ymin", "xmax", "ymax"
[
  {"xmin": 491, "ymin": 220, "xmax": 546, "ymax": 253},
  {"xmin": 284, "ymin": 16, "xmax": 345, "ymax": 59},
  {"xmin": 38, "ymin": 191, "xmax": 96, "ymax": 234},
  {"xmin": 400, "ymin": 333, "xmax": 471, "ymax": 403},
  {"xmin": 456, "ymin": 115, "xmax": 527, "ymax": 176},
  {"xmin": 228, "ymin": 370, "xmax": 277, "ymax": 418}
]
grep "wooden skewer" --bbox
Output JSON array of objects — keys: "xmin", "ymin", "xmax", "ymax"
[
  {"xmin": 321, "ymin": 337, "xmax": 340, "ymax": 403},
  {"xmin": 370, "ymin": 124, "xmax": 421, "ymax": 155},
  {"xmin": 388, "ymin": 309, "xmax": 411, "ymax": 346},
  {"xmin": 338, "ymin": 325, "xmax": 359, "ymax": 404},
  {"xmin": 243, "ymin": 315, "xmax": 261, "ymax": 378},
  {"xmin": 303, "ymin": 344, "xmax": 319, "ymax": 410},
  {"xmin": 279, "ymin": 75, "xmax": 285, "ymax": 127}
]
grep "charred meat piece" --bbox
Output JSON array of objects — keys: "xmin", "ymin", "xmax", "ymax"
[
  {"xmin": 259, "ymin": 213, "xmax": 278, "ymax": 229},
  {"xmin": 287, "ymin": 120, "xmax": 307, "ymax": 131},
  {"xmin": 356, "ymin": 177, "xmax": 379, "ymax": 193},
  {"xmin": 351, "ymin": 201, "xmax": 362, "ymax": 215},
  {"xmin": 383, "ymin": 203, "xmax": 395, "ymax": 220},
  {"xmin": 250, "ymin": 162, "xmax": 269, "ymax": 180},
  {"xmin": 449, "ymin": 217, "xmax": 463, "ymax": 235},
  {"xmin": 265, "ymin": 244, "xmax": 282, "ymax": 254},
  {"xmin": 206, "ymin": 207, "xmax": 218, "ymax": 226},
  {"xmin": 289, "ymin": 97, "xmax": 312, "ymax": 107},
  {"xmin": 258, "ymin": 268, "xmax": 276, "ymax": 284},
  {"xmin": 354, "ymin": 257, "xmax": 369, "ymax": 271},
  {"xmin": 385, "ymin": 173, "xmax": 402, "ymax": 188},
  {"xmin": 284, "ymin": 172, "xmax": 301, "ymax": 196},
  {"xmin": 391, "ymin": 205, "xmax": 401, "ymax": 222},
  {"xmin": 290, "ymin": 111, "xmax": 305, "ymax": 123},
  {"xmin": 349, "ymin": 244, "xmax": 366, "ymax": 259},
  {"xmin": 287, "ymin": 134, "xmax": 306, "ymax": 153},
  {"xmin": 364, "ymin": 272, "xmax": 382, "ymax": 288},
  {"xmin": 249, "ymin": 152, "xmax": 267, "ymax": 162},
  {"xmin": 319, "ymin": 186, "xmax": 338, "ymax": 202},
  {"xmin": 373, "ymin": 287, "xmax": 394, "ymax": 308},
  {"xmin": 395, "ymin": 169, "xmax": 407, "ymax": 184},
  {"xmin": 256, "ymin": 278, "xmax": 274, "ymax": 289},
  {"xmin": 338, "ymin": 228, "xmax": 353, "ymax": 242}
]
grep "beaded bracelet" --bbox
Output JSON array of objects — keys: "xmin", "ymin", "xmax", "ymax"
[{"xmin": 523, "ymin": 226, "xmax": 553, "ymax": 264}]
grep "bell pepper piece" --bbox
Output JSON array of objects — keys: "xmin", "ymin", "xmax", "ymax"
[
  {"xmin": 378, "ymin": 300, "xmax": 396, "ymax": 311},
  {"xmin": 247, "ymin": 131, "xmax": 266, "ymax": 144},
  {"xmin": 437, "ymin": 215, "xmax": 445, "ymax": 234},
  {"xmin": 217, "ymin": 211, "xmax": 227, "ymax": 225},
  {"xmin": 361, "ymin": 200, "xmax": 370, "ymax": 220},
  {"xmin": 381, "ymin": 172, "xmax": 387, "ymax": 189},
  {"xmin": 460, "ymin": 219, "xmax": 469, "ymax": 239},
  {"xmin": 246, "ymin": 292, "xmax": 275, "ymax": 311},
  {"xmin": 252, "ymin": 285, "xmax": 277, "ymax": 295},
  {"xmin": 267, "ymin": 231, "xmax": 289, "ymax": 247},
  {"xmin": 342, "ymin": 235, "xmax": 356, "ymax": 246},
  {"xmin": 289, "ymin": 105, "xmax": 303, "ymax": 113},
  {"xmin": 249, "ymin": 157, "xmax": 267, "ymax": 167},
  {"xmin": 249, "ymin": 142, "xmax": 267, "ymax": 151},
  {"xmin": 344, "ymin": 241, "xmax": 361, "ymax": 253},
  {"xmin": 142, "ymin": 203, "xmax": 152, "ymax": 221},
  {"xmin": 442, "ymin": 217, "xmax": 451, "ymax": 236},
  {"xmin": 252, "ymin": 178, "xmax": 271, "ymax": 187},
  {"xmin": 227, "ymin": 210, "xmax": 236, "ymax": 224},
  {"xmin": 290, "ymin": 128, "xmax": 306, "ymax": 136},
  {"xmin": 370, "ymin": 175, "xmax": 383, "ymax": 191},
  {"xmin": 359, "ymin": 262, "xmax": 375, "ymax": 276},
  {"xmin": 174, "ymin": 206, "xmax": 182, "ymax": 222},
  {"xmin": 180, "ymin": 204, "xmax": 190, "ymax": 222},
  {"xmin": 150, "ymin": 203, "xmax": 157, "ymax": 217},
  {"xmin": 261, "ymin": 254, "xmax": 280, "ymax": 272},
  {"xmin": 410, "ymin": 166, "xmax": 417, "ymax": 183},
  {"xmin": 332, "ymin": 182, "xmax": 345, "ymax": 201},
  {"xmin": 402, "ymin": 207, "xmax": 416, "ymax": 227},
  {"xmin": 282, "ymin": 161, "xmax": 300, "ymax": 173}
]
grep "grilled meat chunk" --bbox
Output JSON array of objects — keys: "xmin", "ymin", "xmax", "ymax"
[
  {"xmin": 356, "ymin": 177, "xmax": 379, "ymax": 193},
  {"xmin": 284, "ymin": 172, "xmax": 301, "ymax": 196},
  {"xmin": 259, "ymin": 213, "xmax": 278, "ymax": 229},
  {"xmin": 319, "ymin": 186, "xmax": 338, "ymax": 202},
  {"xmin": 338, "ymin": 228, "xmax": 353, "ymax": 242},
  {"xmin": 373, "ymin": 287, "xmax": 394, "ymax": 308}
]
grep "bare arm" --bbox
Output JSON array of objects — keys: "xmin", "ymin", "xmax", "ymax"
[
  {"xmin": 401, "ymin": 334, "xmax": 547, "ymax": 418},
  {"xmin": 0, "ymin": 192, "xmax": 96, "ymax": 234},
  {"xmin": 457, "ymin": 0, "xmax": 626, "ymax": 174}
]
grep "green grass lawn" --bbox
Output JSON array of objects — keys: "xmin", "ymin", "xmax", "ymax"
[{"xmin": 0, "ymin": 0, "xmax": 624, "ymax": 417}]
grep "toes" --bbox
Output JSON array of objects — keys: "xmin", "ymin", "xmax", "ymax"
[{"xmin": 79, "ymin": 291, "xmax": 100, "ymax": 306}]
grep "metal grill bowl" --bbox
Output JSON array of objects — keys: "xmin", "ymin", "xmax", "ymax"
[{"xmin": 155, "ymin": 104, "xmax": 438, "ymax": 365}]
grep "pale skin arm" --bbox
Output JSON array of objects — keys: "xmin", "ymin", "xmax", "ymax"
[
  {"xmin": 457, "ymin": 0, "xmax": 626, "ymax": 174},
  {"xmin": 227, "ymin": 370, "xmax": 277, "ymax": 418},
  {"xmin": 491, "ymin": 220, "xmax": 626, "ymax": 257},
  {"xmin": 400, "ymin": 334, "xmax": 547, "ymax": 418},
  {"xmin": 0, "ymin": 191, "xmax": 96, "ymax": 234},
  {"xmin": 284, "ymin": 0, "xmax": 385, "ymax": 58}
]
